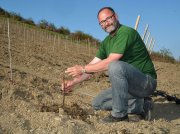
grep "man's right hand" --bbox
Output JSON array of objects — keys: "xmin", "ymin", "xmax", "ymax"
[
  {"xmin": 61, "ymin": 80, "xmax": 75, "ymax": 93},
  {"xmin": 61, "ymin": 72, "xmax": 92, "ymax": 94}
]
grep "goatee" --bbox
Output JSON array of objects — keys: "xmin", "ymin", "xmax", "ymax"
[{"xmin": 105, "ymin": 21, "xmax": 119, "ymax": 34}]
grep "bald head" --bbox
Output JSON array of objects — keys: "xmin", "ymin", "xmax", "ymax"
[{"xmin": 97, "ymin": 7, "xmax": 115, "ymax": 19}]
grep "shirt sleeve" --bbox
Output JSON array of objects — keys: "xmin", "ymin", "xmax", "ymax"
[{"xmin": 96, "ymin": 42, "xmax": 107, "ymax": 60}]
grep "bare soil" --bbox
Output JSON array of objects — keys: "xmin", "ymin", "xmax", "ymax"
[{"xmin": 0, "ymin": 19, "xmax": 180, "ymax": 134}]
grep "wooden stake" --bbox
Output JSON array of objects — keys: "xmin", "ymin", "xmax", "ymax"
[
  {"xmin": 62, "ymin": 76, "xmax": 65, "ymax": 108},
  {"xmin": 145, "ymin": 32, "xmax": 151, "ymax": 47},
  {"xmin": 150, "ymin": 40, "xmax": 155, "ymax": 54},
  {"xmin": 142, "ymin": 24, "xmax": 149, "ymax": 41},
  {"xmin": 134, "ymin": 15, "xmax": 140, "ymax": 30},
  {"xmin": 7, "ymin": 18, "xmax": 13, "ymax": 81},
  {"xmin": 148, "ymin": 38, "xmax": 153, "ymax": 51}
]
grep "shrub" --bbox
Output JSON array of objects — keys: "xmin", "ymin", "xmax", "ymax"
[
  {"xmin": 150, "ymin": 49, "xmax": 175, "ymax": 63},
  {"xmin": 23, "ymin": 18, "xmax": 36, "ymax": 26},
  {"xmin": 56, "ymin": 26, "xmax": 70, "ymax": 35},
  {"xmin": 9, "ymin": 12, "xmax": 24, "ymax": 21},
  {"xmin": 0, "ymin": 7, "xmax": 10, "ymax": 17}
]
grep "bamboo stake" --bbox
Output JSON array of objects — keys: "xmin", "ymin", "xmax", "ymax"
[
  {"xmin": 142, "ymin": 24, "xmax": 149, "ymax": 41},
  {"xmin": 7, "ymin": 19, "xmax": 13, "ymax": 81},
  {"xmin": 61, "ymin": 76, "xmax": 65, "ymax": 108},
  {"xmin": 88, "ymin": 39, "xmax": 90, "ymax": 56},
  {"xmin": 147, "ymin": 38, "xmax": 153, "ymax": 51},
  {"xmin": 53, "ymin": 35, "xmax": 55, "ymax": 53},
  {"xmin": 23, "ymin": 24, "xmax": 26, "ymax": 53},
  {"xmin": 65, "ymin": 36, "xmax": 67, "ymax": 51},
  {"xmin": 134, "ymin": 15, "xmax": 140, "ymax": 30},
  {"xmin": 145, "ymin": 32, "xmax": 150, "ymax": 47},
  {"xmin": 150, "ymin": 40, "xmax": 155, "ymax": 54}
]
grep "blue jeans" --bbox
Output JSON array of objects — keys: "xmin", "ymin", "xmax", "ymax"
[{"xmin": 92, "ymin": 61, "xmax": 157, "ymax": 118}]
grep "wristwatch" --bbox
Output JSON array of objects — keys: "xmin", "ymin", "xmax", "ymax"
[{"xmin": 81, "ymin": 66, "xmax": 86, "ymax": 73}]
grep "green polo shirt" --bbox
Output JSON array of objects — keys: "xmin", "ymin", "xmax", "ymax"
[{"xmin": 96, "ymin": 25, "xmax": 157, "ymax": 79}]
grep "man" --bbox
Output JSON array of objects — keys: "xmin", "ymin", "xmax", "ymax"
[{"xmin": 63, "ymin": 7, "xmax": 157, "ymax": 123}]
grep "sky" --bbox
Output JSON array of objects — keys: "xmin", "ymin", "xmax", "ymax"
[{"xmin": 0, "ymin": 0, "xmax": 180, "ymax": 59}]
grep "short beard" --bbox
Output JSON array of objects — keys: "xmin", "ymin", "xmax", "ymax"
[{"xmin": 105, "ymin": 21, "xmax": 119, "ymax": 34}]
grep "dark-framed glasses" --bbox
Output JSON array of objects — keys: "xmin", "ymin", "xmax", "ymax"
[{"xmin": 99, "ymin": 13, "xmax": 115, "ymax": 26}]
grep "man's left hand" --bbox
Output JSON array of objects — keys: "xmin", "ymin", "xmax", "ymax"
[{"xmin": 65, "ymin": 65, "xmax": 84, "ymax": 77}]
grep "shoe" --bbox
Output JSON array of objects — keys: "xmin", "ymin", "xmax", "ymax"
[
  {"xmin": 140, "ymin": 97, "xmax": 153, "ymax": 121},
  {"xmin": 101, "ymin": 114, "xmax": 129, "ymax": 123}
]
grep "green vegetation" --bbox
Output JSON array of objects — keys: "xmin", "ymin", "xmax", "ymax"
[{"xmin": 56, "ymin": 26, "xmax": 70, "ymax": 35}]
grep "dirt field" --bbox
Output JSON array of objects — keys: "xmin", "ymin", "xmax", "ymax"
[{"xmin": 0, "ymin": 19, "xmax": 180, "ymax": 134}]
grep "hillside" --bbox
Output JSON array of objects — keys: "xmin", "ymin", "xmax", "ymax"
[{"xmin": 0, "ymin": 18, "xmax": 180, "ymax": 133}]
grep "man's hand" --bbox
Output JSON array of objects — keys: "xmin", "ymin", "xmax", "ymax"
[
  {"xmin": 65, "ymin": 65, "xmax": 84, "ymax": 77},
  {"xmin": 61, "ymin": 79, "xmax": 75, "ymax": 93}
]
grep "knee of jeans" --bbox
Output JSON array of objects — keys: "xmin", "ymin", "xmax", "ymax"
[
  {"xmin": 108, "ymin": 61, "xmax": 126, "ymax": 76},
  {"xmin": 145, "ymin": 76, "xmax": 157, "ymax": 96}
]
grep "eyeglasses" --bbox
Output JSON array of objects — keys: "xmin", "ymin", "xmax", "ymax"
[{"xmin": 99, "ymin": 13, "xmax": 115, "ymax": 26}]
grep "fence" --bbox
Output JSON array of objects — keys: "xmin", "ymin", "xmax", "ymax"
[{"xmin": 134, "ymin": 15, "xmax": 156, "ymax": 54}]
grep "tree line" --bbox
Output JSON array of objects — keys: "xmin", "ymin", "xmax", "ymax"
[{"xmin": 0, "ymin": 7, "xmax": 100, "ymax": 45}]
